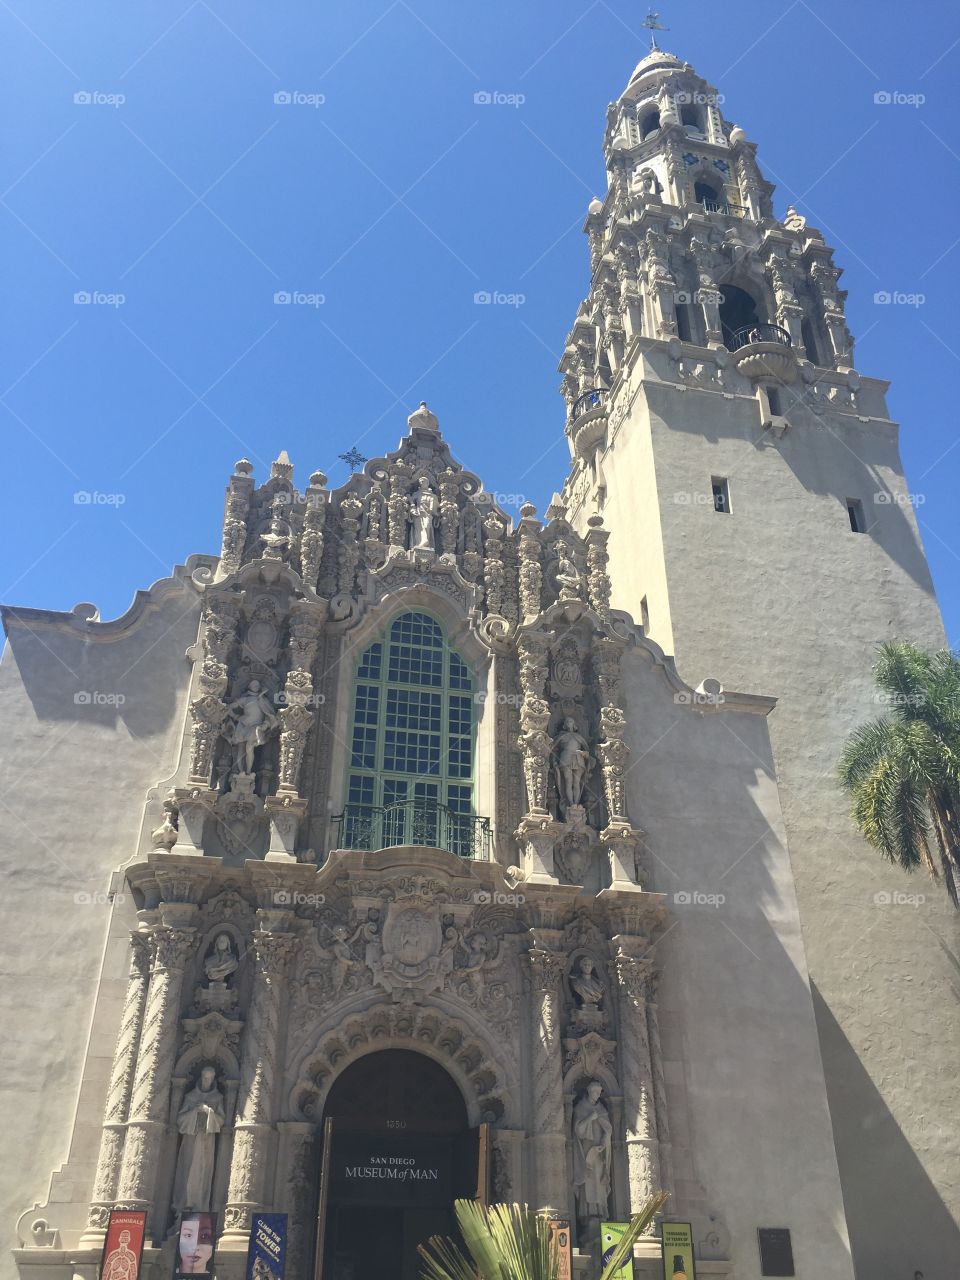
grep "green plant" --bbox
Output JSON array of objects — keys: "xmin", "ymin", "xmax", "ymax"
[{"xmin": 417, "ymin": 1191, "xmax": 668, "ymax": 1280}]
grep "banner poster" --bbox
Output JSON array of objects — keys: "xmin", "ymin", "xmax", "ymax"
[
  {"xmin": 547, "ymin": 1218, "xmax": 573, "ymax": 1280},
  {"xmin": 174, "ymin": 1212, "xmax": 217, "ymax": 1279},
  {"xmin": 600, "ymin": 1221, "xmax": 634, "ymax": 1280},
  {"xmin": 245, "ymin": 1213, "xmax": 288, "ymax": 1280},
  {"xmin": 100, "ymin": 1210, "xmax": 147, "ymax": 1280},
  {"xmin": 660, "ymin": 1221, "xmax": 697, "ymax": 1280}
]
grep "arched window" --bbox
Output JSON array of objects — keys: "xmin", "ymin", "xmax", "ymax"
[
  {"xmin": 680, "ymin": 104, "xmax": 703, "ymax": 133},
  {"xmin": 343, "ymin": 611, "xmax": 478, "ymax": 854},
  {"xmin": 801, "ymin": 316, "xmax": 821, "ymax": 366},
  {"xmin": 694, "ymin": 178, "xmax": 723, "ymax": 210},
  {"xmin": 640, "ymin": 108, "xmax": 660, "ymax": 139},
  {"xmin": 718, "ymin": 283, "xmax": 763, "ymax": 348}
]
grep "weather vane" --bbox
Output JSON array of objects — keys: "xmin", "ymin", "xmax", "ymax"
[
  {"xmin": 338, "ymin": 447, "xmax": 368, "ymax": 473},
  {"xmin": 641, "ymin": 9, "xmax": 669, "ymax": 51}
]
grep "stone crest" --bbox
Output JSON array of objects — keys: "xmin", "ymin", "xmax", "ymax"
[{"xmin": 369, "ymin": 898, "xmax": 445, "ymax": 997}]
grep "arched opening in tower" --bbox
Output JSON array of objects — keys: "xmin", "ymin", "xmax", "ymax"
[{"xmin": 718, "ymin": 284, "xmax": 763, "ymax": 348}]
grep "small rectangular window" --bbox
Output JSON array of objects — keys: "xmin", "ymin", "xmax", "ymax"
[
  {"xmin": 712, "ymin": 477, "xmax": 731, "ymax": 513},
  {"xmin": 640, "ymin": 596, "xmax": 650, "ymax": 631},
  {"xmin": 846, "ymin": 498, "xmax": 865, "ymax": 533}
]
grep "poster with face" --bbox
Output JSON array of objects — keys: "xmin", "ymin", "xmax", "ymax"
[
  {"xmin": 100, "ymin": 1210, "xmax": 147, "ymax": 1280},
  {"xmin": 175, "ymin": 1213, "xmax": 216, "ymax": 1278}
]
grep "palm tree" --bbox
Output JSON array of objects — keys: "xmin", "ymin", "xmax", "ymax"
[
  {"xmin": 418, "ymin": 1192, "xmax": 668, "ymax": 1280},
  {"xmin": 838, "ymin": 641, "xmax": 960, "ymax": 906}
]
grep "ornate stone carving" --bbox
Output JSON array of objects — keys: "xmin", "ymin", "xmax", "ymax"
[
  {"xmin": 172, "ymin": 1065, "xmax": 225, "ymax": 1213},
  {"xmin": 407, "ymin": 476, "xmax": 440, "ymax": 550},
  {"xmin": 518, "ymin": 506, "xmax": 543, "ymax": 620},
  {"xmin": 151, "ymin": 791, "xmax": 179, "ymax": 851},
  {"xmin": 596, "ymin": 705, "xmax": 630, "ymax": 823},
  {"xmin": 572, "ymin": 1080, "xmax": 613, "ymax": 1235},
  {"xmin": 218, "ymin": 461, "xmax": 253, "ymax": 578},
  {"xmin": 222, "ymin": 680, "xmax": 278, "ymax": 783},
  {"xmin": 552, "ymin": 717, "xmax": 594, "ymax": 818}
]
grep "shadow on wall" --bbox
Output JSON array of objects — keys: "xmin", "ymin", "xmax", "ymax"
[{"xmin": 810, "ymin": 980, "xmax": 960, "ymax": 1277}]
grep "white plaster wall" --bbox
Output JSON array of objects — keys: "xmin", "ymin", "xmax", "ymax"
[
  {"xmin": 0, "ymin": 577, "xmax": 202, "ymax": 1272},
  {"xmin": 620, "ymin": 643, "xmax": 854, "ymax": 1280},
  {"xmin": 596, "ymin": 370, "xmax": 960, "ymax": 1277}
]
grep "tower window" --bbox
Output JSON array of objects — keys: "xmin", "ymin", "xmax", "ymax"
[
  {"xmin": 846, "ymin": 499, "xmax": 866, "ymax": 533},
  {"xmin": 640, "ymin": 108, "xmax": 660, "ymax": 139},
  {"xmin": 712, "ymin": 477, "xmax": 731, "ymax": 513},
  {"xmin": 766, "ymin": 386, "xmax": 782, "ymax": 416},
  {"xmin": 680, "ymin": 104, "xmax": 702, "ymax": 132},
  {"xmin": 640, "ymin": 596, "xmax": 650, "ymax": 630},
  {"xmin": 675, "ymin": 301, "xmax": 693, "ymax": 343},
  {"xmin": 345, "ymin": 611, "xmax": 477, "ymax": 854},
  {"xmin": 801, "ymin": 317, "xmax": 820, "ymax": 366},
  {"xmin": 694, "ymin": 179, "xmax": 723, "ymax": 210}
]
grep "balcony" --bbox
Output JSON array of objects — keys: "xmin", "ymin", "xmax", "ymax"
[
  {"xmin": 698, "ymin": 197, "xmax": 747, "ymax": 218},
  {"xmin": 333, "ymin": 799, "xmax": 492, "ymax": 860},
  {"xmin": 726, "ymin": 323, "xmax": 797, "ymax": 383},
  {"xmin": 568, "ymin": 387, "xmax": 609, "ymax": 460}
]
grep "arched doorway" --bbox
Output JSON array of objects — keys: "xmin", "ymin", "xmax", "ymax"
[{"xmin": 314, "ymin": 1050, "xmax": 488, "ymax": 1280}]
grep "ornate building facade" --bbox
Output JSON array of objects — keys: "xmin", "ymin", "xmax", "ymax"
[{"xmin": 2, "ymin": 44, "xmax": 956, "ymax": 1280}]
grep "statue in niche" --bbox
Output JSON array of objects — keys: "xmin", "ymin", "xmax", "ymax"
[
  {"xmin": 408, "ymin": 476, "xmax": 439, "ymax": 550},
  {"xmin": 554, "ymin": 541, "xmax": 583, "ymax": 600},
  {"xmin": 224, "ymin": 680, "xmax": 278, "ymax": 777},
  {"xmin": 572, "ymin": 1079, "xmax": 613, "ymax": 1234},
  {"xmin": 570, "ymin": 955, "xmax": 604, "ymax": 1010},
  {"xmin": 203, "ymin": 933, "xmax": 238, "ymax": 985},
  {"xmin": 552, "ymin": 717, "xmax": 593, "ymax": 816},
  {"xmin": 172, "ymin": 1066, "xmax": 225, "ymax": 1213}
]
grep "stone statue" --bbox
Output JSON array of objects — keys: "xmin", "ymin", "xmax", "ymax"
[
  {"xmin": 408, "ymin": 477, "xmax": 439, "ymax": 550},
  {"xmin": 225, "ymin": 680, "xmax": 278, "ymax": 776},
  {"xmin": 572, "ymin": 1079, "xmax": 613, "ymax": 1229},
  {"xmin": 554, "ymin": 541, "xmax": 583, "ymax": 600},
  {"xmin": 172, "ymin": 1067, "xmax": 226, "ymax": 1213},
  {"xmin": 203, "ymin": 933, "xmax": 238, "ymax": 985},
  {"xmin": 101, "ymin": 1230, "xmax": 138, "ymax": 1280},
  {"xmin": 570, "ymin": 955, "xmax": 604, "ymax": 1009},
  {"xmin": 552, "ymin": 717, "xmax": 592, "ymax": 815}
]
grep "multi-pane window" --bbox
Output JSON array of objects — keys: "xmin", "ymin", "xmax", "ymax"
[{"xmin": 345, "ymin": 611, "xmax": 476, "ymax": 852}]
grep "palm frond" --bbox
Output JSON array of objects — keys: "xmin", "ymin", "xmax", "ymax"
[{"xmin": 599, "ymin": 1192, "xmax": 669, "ymax": 1280}]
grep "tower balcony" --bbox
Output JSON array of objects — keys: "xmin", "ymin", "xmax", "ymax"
[
  {"xmin": 726, "ymin": 323, "xmax": 797, "ymax": 383},
  {"xmin": 698, "ymin": 196, "xmax": 747, "ymax": 218},
  {"xmin": 568, "ymin": 387, "xmax": 609, "ymax": 460},
  {"xmin": 333, "ymin": 798, "xmax": 492, "ymax": 860}
]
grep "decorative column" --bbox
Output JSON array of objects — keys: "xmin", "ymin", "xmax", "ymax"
[
  {"xmin": 608, "ymin": 947, "xmax": 662, "ymax": 1224},
  {"xmin": 482, "ymin": 513, "xmax": 506, "ymax": 618},
  {"xmin": 115, "ymin": 923, "xmax": 199, "ymax": 1216},
  {"xmin": 222, "ymin": 925, "xmax": 297, "ymax": 1239},
  {"xmin": 276, "ymin": 1122, "xmax": 317, "ymax": 1280},
  {"xmin": 267, "ymin": 605, "xmax": 323, "ymax": 860},
  {"xmin": 585, "ymin": 516, "xmax": 611, "ymax": 623},
  {"xmin": 517, "ymin": 506, "xmax": 543, "ymax": 622},
  {"xmin": 298, "ymin": 471, "xmax": 327, "ymax": 593},
  {"xmin": 766, "ymin": 251, "xmax": 804, "ymax": 348},
  {"xmin": 644, "ymin": 967, "xmax": 674, "ymax": 1202},
  {"xmin": 525, "ymin": 946, "xmax": 568, "ymax": 1215},
  {"xmin": 82, "ymin": 932, "xmax": 152, "ymax": 1240},
  {"xmin": 217, "ymin": 460, "xmax": 254, "ymax": 580},
  {"xmin": 643, "ymin": 228, "xmax": 678, "ymax": 340}
]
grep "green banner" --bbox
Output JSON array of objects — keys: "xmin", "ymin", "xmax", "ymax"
[
  {"xmin": 660, "ymin": 1221, "xmax": 696, "ymax": 1280},
  {"xmin": 600, "ymin": 1222, "xmax": 634, "ymax": 1280}
]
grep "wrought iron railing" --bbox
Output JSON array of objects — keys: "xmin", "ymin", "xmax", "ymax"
[
  {"xmin": 570, "ymin": 387, "xmax": 608, "ymax": 422},
  {"xmin": 333, "ymin": 799, "xmax": 491, "ymax": 859},
  {"xmin": 726, "ymin": 323, "xmax": 792, "ymax": 352},
  {"xmin": 698, "ymin": 197, "xmax": 747, "ymax": 217}
]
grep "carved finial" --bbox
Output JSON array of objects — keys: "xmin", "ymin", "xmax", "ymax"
[
  {"xmin": 271, "ymin": 450, "xmax": 294, "ymax": 482},
  {"xmin": 545, "ymin": 492, "xmax": 567, "ymax": 521},
  {"xmin": 407, "ymin": 400, "xmax": 439, "ymax": 433},
  {"xmin": 519, "ymin": 502, "xmax": 538, "ymax": 520},
  {"xmin": 308, "ymin": 470, "xmax": 328, "ymax": 488},
  {"xmin": 234, "ymin": 459, "xmax": 254, "ymax": 477}
]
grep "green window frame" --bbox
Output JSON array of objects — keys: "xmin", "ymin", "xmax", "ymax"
[{"xmin": 344, "ymin": 610, "xmax": 477, "ymax": 853}]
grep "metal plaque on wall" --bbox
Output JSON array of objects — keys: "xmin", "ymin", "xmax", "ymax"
[{"xmin": 757, "ymin": 1227, "xmax": 795, "ymax": 1277}]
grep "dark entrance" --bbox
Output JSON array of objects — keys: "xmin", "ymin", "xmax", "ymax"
[{"xmin": 313, "ymin": 1050, "xmax": 488, "ymax": 1280}]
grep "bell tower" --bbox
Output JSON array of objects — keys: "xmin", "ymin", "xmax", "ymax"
[{"xmin": 560, "ymin": 42, "xmax": 958, "ymax": 1280}]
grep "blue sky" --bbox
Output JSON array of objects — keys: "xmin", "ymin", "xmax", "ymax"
[{"xmin": 2, "ymin": 0, "xmax": 958, "ymax": 644}]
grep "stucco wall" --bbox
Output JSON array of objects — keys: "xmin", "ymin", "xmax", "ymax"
[
  {"xmin": 621, "ymin": 641, "xmax": 854, "ymax": 1280},
  {"xmin": 0, "ymin": 572, "xmax": 203, "ymax": 1270},
  {"xmin": 594, "ymin": 363, "xmax": 960, "ymax": 1277}
]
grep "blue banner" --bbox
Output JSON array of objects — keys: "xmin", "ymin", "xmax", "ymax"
[{"xmin": 245, "ymin": 1213, "xmax": 287, "ymax": 1280}]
